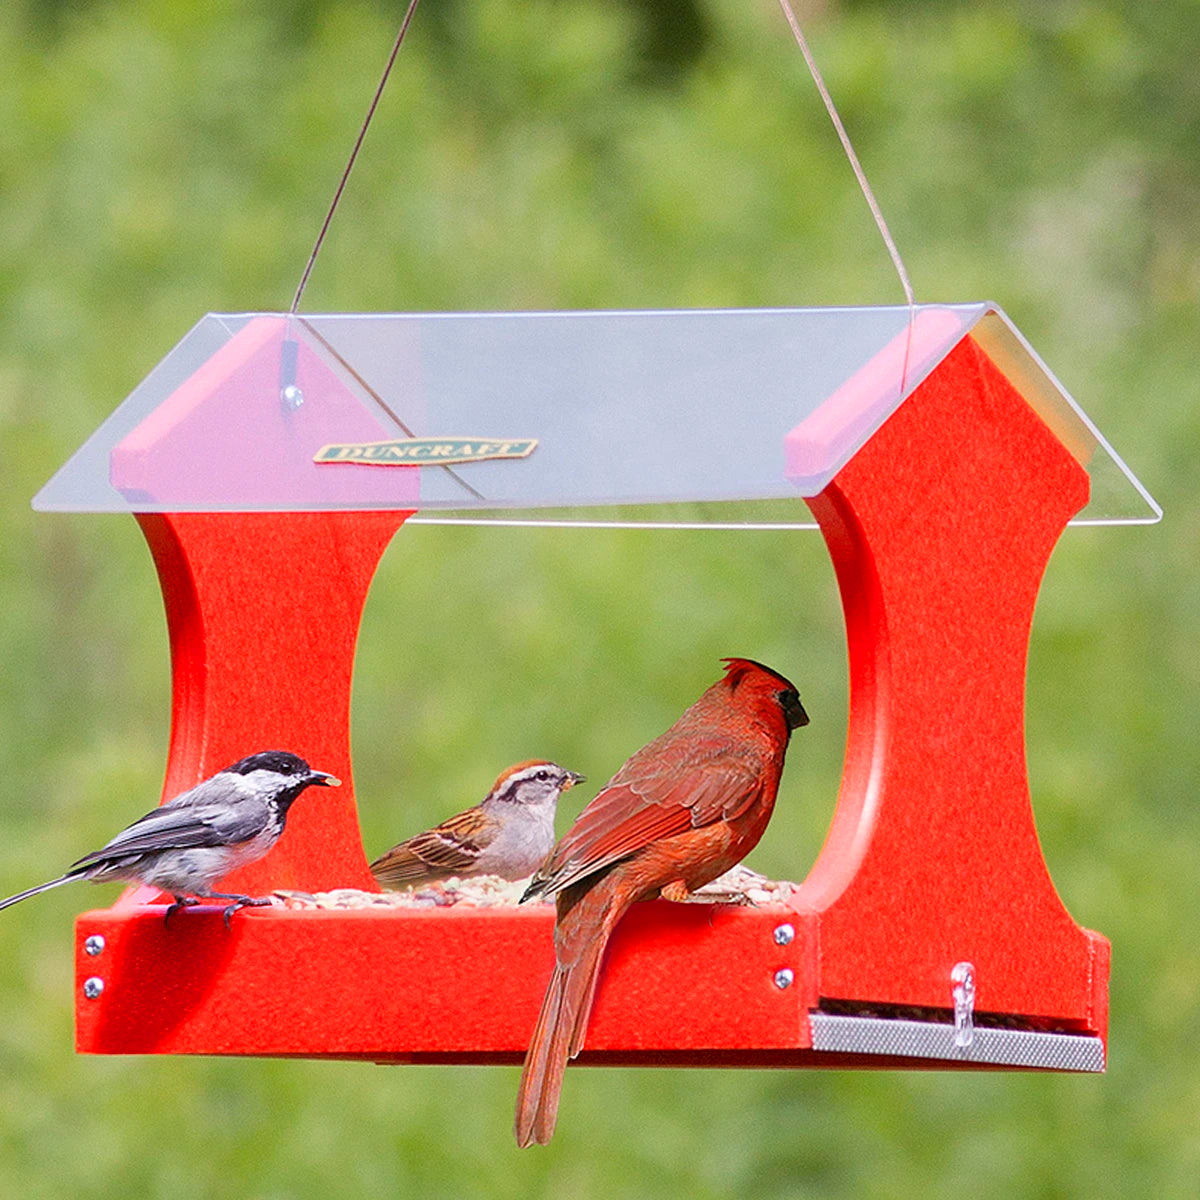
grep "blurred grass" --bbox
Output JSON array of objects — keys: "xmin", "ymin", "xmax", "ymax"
[{"xmin": 1, "ymin": 0, "xmax": 1197, "ymax": 1195}]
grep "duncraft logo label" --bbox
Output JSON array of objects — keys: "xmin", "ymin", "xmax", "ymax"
[{"xmin": 314, "ymin": 437, "xmax": 537, "ymax": 467}]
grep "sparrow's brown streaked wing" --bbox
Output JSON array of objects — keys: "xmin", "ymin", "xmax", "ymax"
[{"xmin": 370, "ymin": 806, "xmax": 491, "ymax": 885}]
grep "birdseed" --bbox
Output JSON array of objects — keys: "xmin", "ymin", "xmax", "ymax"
[{"xmin": 275, "ymin": 863, "xmax": 797, "ymax": 911}]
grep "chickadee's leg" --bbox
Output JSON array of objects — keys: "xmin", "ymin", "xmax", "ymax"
[
  {"xmin": 164, "ymin": 895, "xmax": 200, "ymax": 926},
  {"xmin": 208, "ymin": 892, "xmax": 273, "ymax": 928}
]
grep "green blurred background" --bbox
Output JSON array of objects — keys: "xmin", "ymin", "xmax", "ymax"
[{"xmin": 1, "ymin": 0, "xmax": 1195, "ymax": 1194}]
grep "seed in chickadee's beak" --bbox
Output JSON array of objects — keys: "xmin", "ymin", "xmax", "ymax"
[{"xmin": 313, "ymin": 772, "xmax": 341, "ymax": 787}]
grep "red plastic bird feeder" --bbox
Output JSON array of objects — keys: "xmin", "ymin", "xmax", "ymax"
[{"xmin": 34, "ymin": 302, "xmax": 1156, "ymax": 1071}]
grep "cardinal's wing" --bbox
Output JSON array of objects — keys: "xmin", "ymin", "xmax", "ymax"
[{"xmin": 530, "ymin": 735, "xmax": 763, "ymax": 897}]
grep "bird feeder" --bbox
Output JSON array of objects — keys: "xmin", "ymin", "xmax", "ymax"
[{"xmin": 35, "ymin": 302, "xmax": 1156, "ymax": 1071}]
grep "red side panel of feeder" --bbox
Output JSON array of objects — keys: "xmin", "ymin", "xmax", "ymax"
[
  {"xmin": 134, "ymin": 510, "xmax": 410, "ymax": 896},
  {"xmin": 789, "ymin": 333, "xmax": 1108, "ymax": 1034}
]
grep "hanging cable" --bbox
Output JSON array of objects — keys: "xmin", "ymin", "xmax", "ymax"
[
  {"xmin": 290, "ymin": 0, "xmax": 423, "ymax": 314},
  {"xmin": 776, "ymin": 0, "xmax": 916, "ymax": 394}
]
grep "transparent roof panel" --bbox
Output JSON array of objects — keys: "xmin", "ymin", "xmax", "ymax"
[{"xmin": 33, "ymin": 304, "xmax": 1159, "ymax": 526}]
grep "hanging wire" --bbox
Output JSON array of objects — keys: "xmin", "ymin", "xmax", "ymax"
[
  {"xmin": 290, "ymin": 0, "xmax": 423, "ymax": 314},
  {"xmin": 289, "ymin": 0, "xmax": 916, "ymax": 398},
  {"xmin": 776, "ymin": 0, "xmax": 917, "ymax": 394}
]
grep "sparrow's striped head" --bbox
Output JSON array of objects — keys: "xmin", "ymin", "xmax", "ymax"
[{"xmin": 485, "ymin": 760, "xmax": 585, "ymax": 808}]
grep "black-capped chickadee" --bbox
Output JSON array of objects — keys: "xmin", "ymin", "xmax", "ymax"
[{"xmin": 0, "ymin": 750, "xmax": 339, "ymax": 925}]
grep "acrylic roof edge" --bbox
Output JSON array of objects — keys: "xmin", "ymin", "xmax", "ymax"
[
  {"xmin": 968, "ymin": 304, "xmax": 1162, "ymax": 525},
  {"xmin": 407, "ymin": 516, "xmax": 822, "ymax": 531},
  {"xmin": 238, "ymin": 302, "xmax": 982, "ymax": 321}
]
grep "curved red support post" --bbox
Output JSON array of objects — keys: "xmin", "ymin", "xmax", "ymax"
[
  {"xmin": 134, "ymin": 510, "xmax": 411, "ymax": 895},
  {"xmin": 795, "ymin": 336, "xmax": 1108, "ymax": 1031}
]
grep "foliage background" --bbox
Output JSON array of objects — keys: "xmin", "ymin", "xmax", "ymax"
[{"xmin": 1, "ymin": 0, "xmax": 1195, "ymax": 1195}]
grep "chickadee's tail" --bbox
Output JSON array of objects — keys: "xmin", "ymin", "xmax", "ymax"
[{"xmin": 0, "ymin": 873, "xmax": 79, "ymax": 912}]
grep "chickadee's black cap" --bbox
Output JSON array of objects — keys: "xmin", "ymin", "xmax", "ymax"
[{"xmin": 225, "ymin": 750, "xmax": 313, "ymax": 777}]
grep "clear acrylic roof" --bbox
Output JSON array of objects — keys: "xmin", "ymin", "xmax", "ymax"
[{"xmin": 33, "ymin": 303, "xmax": 1159, "ymax": 527}]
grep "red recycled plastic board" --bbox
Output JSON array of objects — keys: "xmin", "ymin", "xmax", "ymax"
[
  {"xmin": 74, "ymin": 328, "xmax": 1109, "ymax": 1062},
  {"xmin": 75, "ymin": 899, "xmax": 814, "ymax": 1060}
]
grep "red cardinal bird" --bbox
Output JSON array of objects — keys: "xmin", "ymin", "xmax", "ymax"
[{"xmin": 514, "ymin": 657, "xmax": 808, "ymax": 1147}]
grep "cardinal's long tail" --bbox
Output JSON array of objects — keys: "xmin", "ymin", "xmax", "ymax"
[
  {"xmin": 514, "ymin": 878, "xmax": 625, "ymax": 1148},
  {"xmin": 0, "ymin": 872, "xmax": 79, "ymax": 912}
]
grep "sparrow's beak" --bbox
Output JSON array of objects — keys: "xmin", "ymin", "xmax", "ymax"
[
  {"xmin": 565, "ymin": 772, "xmax": 586, "ymax": 789},
  {"xmin": 311, "ymin": 771, "xmax": 342, "ymax": 787}
]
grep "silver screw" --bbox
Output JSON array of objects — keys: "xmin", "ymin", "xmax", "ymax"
[
  {"xmin": 84, "ymin": 935, "xmax": 105, "ymax": 957},
  {"xmin": 281, "ymin": 384, "xmax": 304, "ymax": 410},
  {"xmin": 773, "ymin": 923, "xmax": 795, "ymax": 946},
  {"xmin": 774, "ymin": 968, "xmax": 794, "ymax": 990},
  {"xmin": 83, "ymin": 977, "xmax": 105, "ymax": 1000}
]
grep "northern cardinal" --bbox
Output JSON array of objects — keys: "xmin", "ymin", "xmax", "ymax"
[
  {"xmin": 0, "ymin": 751, "xmax": 339, "ymax": 925},
  {"xmin": 370, "ymin": 760, "xmax": 584, "ymax": 887},
  {"xmin": 514, "ymin": 658, "xmax": 808, "ymax": 1146}
]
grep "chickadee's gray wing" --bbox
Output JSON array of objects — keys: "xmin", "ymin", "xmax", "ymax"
[{"xmin": 71, "ymin": 795, "xmax": 270, "ymax": 868}]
